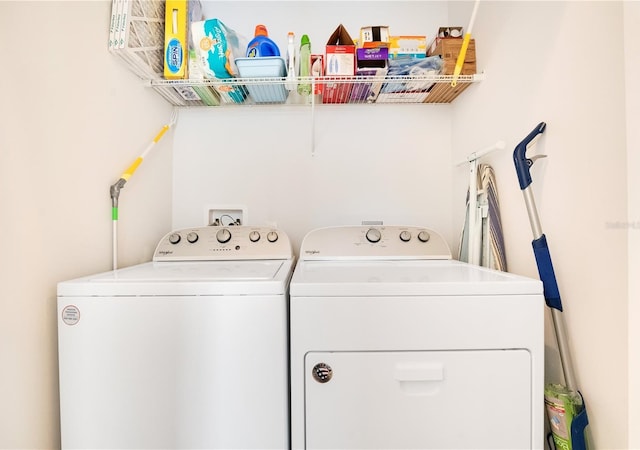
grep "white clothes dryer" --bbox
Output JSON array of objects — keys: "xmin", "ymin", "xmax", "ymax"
[
  {"xmin": 289, "ymin": 225, "xmax": 545, "ymax": 450},
  {"xmin": 57, "ymin": 226, "xmax": 294, "ymax": 450}
]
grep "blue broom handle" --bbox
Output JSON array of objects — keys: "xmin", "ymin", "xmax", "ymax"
[
  {"xmin": 532, "ymin": 234, "xmax": 563, "ymax": 311},
  {"xmin": 514, "ymin": 123, "xmax": 563, "ymax": 311},
  {"xmin": 513, "ymin": 123, "xmax": 576, "ymax": 390},
  {"xmin": 513, "ymin": 122, "xmax": 546, "ymax": 190}
]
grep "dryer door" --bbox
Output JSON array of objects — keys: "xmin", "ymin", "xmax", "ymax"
[{"xmin": 304, "ymin": 350, "xmax": 531, "ymax": 449}]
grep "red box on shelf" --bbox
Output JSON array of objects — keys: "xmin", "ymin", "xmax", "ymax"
[{"xmin": 324, "ymin": 24, "xmax": 355, "ymax": 103}]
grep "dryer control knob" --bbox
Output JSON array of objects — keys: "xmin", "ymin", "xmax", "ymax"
[
  {"xmin": 169, "ymin": 233, "xmax": 181, "ymax": 244},
  {"xmin": 267, "ymin": 231, "xmax": 279, "ymax": 243},
  {"xmin": 187, "ymin": 232, "xmax": 199, "ymax": 243},
  {"xmin": 366, "ymin": 228, "xmax": 382, "ymax": 243},
  {"xmin": 399, "ymin": 230, "xmax": 412, "ymax": 242},
  {"xmin": 216, "ymin": 228, "xmax": 232, "ymax": 244},
  {"xmin": 418, "ymin": 230, "xmax": 431, "ymax": 242},
  {"xmin": 249, "ymin": 231, "xmax": 261, "ymax": 242}
]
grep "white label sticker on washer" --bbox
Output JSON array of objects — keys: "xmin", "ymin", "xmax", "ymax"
[{"xmin": 61, "ymin": 305, "xmax": 80, "ymax": 326}]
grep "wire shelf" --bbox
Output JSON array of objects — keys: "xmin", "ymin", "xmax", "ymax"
[
  {"xmin": 111, "ymin": 1, "xmax": 481, "ymax": 107},
  {"xmin": 147, "ymin": 74, "xmax": 482, "ymax": 107}
]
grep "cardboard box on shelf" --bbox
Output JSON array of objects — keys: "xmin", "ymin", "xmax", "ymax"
[
  {"xmin": 350, "ymin": 67, "xmax": 387, "ymax": 103},
  {"xmin": 356, "ymin": 47, "xmax": 388, "ymax": 69},
  {"xmin": 427, "ymin": 38, "xmax": 476, "ymax": 75},
  {"xmin": 426, "ymin": 27, "xmax": 464, "ymax": 57},
  {"xmin": 324, "ymin": 24, "xmax": 356, "ymax": 103},
  {"xmin": 322, "ymin": 78, "xmax": 353, "ymax": 104},
  {"xmin": 351, "ymin": 45, "xmax": 388, "ymax": 103},
  {"xmin": 359, "ymin": 25, "xmax": 390, "ymax": 48},
  {"xmin": 164, "ymin": 0, "xmax": 188, "ymax": 79},
  {"xmin": 325, "ymin": 24, "xmax": 356, "ymax": 75},
  {"xmin": 434, "ymin": 26, "xmax": 463, "ymax": 42},
  {"xmin": 388, "ymin": 35, "xmax": 427, "ymax": 59}
]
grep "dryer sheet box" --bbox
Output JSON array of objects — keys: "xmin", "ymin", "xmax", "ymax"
[{"xmin": 164, "ymin": 0, "xmax": 188, "ymax": 79}]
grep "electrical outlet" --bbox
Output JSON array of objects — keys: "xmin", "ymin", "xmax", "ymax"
[{"xmin": 205, "ymin": 205, "xmax": 247, "ymax": 226}]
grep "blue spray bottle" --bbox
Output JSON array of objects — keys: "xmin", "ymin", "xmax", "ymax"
[{"xmin": 246, "ymin": 25, "xmax": 280, "ymax": 57}]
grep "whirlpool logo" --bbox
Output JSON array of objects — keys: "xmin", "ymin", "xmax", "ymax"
[
  {"xmin": 158, "ymin": 250, "xmax": 173, "ymax": 256},
  {"xmin": 304, "ymin": 250, "xmax": 320, "ymax": 255}
]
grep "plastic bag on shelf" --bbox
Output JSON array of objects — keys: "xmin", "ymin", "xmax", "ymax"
[
  {"xmin": 380, "ymin": 55, "xmax": 443, "ymax": 93},
  {"xmin": 191, "ymin": 18, "xmax": 248, "ymax": 103}
]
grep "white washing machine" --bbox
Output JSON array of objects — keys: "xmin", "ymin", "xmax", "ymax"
[
  {"xmin": 289, "ymin": 225, "xmax": 545, "ymax": 450},
  {"xmin": 57, "ymin": 226, "xmax": 294, "ymax": 450}
]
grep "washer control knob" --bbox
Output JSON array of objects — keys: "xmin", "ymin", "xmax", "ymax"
[
  {"xmin": 216, "ymin": 228, "xmax": 232, "ymax": 244},
  {"xmin": 399, "ymin": 230, "xmax": 412, "ymax": 242},
  {"xmin": 186, "ymin": 232, "xmax": 199, "ymax": 243},
  {"xmin": 267, "ymin": 231, "xmax": 279, "ymax": 243},
  {"xmin": 168, "ymin": 233, "xmax": 181, "ymax": 244},
  {"xmin": 418, "ymin": 230, "xmax": 431, "ymax": 243},
  {"xmin": 249, "ymin": 231, "xmax": 261, "ymax": 242},
  {"xmin": 366, "ymin": 228, "xmax": 382, "ymax": 243}
]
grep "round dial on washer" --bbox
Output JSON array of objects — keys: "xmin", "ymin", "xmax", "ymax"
[
  {"xmin": 249, "ymin": 231, "xmax": 261, "ymax": 242},
  {"xmin": 399, "ymin": 230, "xmax": 412, "ymax": 242},
  {"xmin": 168, "ymin": 233, "xmax": 181, "ymax": 244},
  {"xmin": 418, "ymin": 230, "xmax": 431, "ymax": 242},
  {"xmin": 186, "ymin": 232, "xmax": 199, "ymax": 243},
  {"xmin": 366, "ymin": 228, "xmax": 382, "ymax": 243},
  {"xmin": 216, "ymin": 228, "xmax": 232, "ymax": 244},
  {"xmin": 267, "ymin": 231, "xmax": 278, "ymax": 243}
]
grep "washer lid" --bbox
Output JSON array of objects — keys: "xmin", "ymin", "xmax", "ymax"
[
  {"xmin": 58, "ymin": 259, "xmax": 294, "ymax": 297},
  {"xmin": 290, "ymin": 259, "xmax": 542, "ymax": 297}
]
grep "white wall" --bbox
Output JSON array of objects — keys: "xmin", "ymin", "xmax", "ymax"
[
  {"xmin": 173, "ymin": 105, "xmax": 455, "ymax": 250},
  {"xmin": 624, "ymin": 1, "xmax": 640, "ymax": 447},
  {"xmin": 0, "ymin": 2, "xmax": 174, "ymax": 448},
  {"xmin": 449, "ymin": 1, "xmax": 629, "ymax": 448},
  {"xmin": 0, "ymin": 1, "xmax": 634, "ymax": 449}
]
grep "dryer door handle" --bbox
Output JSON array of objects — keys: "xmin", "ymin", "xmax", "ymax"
[{"xmin": 394, "ymin": 362, "xmax": 444, "ymax": 381}]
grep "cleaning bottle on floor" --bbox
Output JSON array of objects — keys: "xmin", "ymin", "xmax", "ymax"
[
  {"xmin": 545, "ymin": 383, "xmax": 585, "ymax": 450},
  {"xmin": 246, "ymin": 25, "xmax": 280, "ymax": 57}
]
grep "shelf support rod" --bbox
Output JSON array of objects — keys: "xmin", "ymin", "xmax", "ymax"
[{"xmin": 311, "ymin": 78, "xmax": 316, "ymax": 156}]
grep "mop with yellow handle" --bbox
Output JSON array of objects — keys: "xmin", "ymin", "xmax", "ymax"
[
  {"xmin": 110, "ymin": 109, "xmax": 178, "ymax": 270},
  {"xmin": 451, "ymin": 0, "xmax": 480, "ymax": 87}
]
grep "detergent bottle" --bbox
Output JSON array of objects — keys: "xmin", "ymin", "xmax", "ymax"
[
  {"xmin": 246, "ymin": 25, "xmax": 280, "ymax": 58},
  {"xmin": 297, "ymin": 34, "xmax": 312, "ymax": 95}
]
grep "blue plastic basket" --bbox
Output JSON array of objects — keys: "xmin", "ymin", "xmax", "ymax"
[{"xmin": 235, "ymin": 57, "xmax": 288, "ymax": 104}]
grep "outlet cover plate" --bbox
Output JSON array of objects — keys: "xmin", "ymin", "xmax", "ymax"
[{"xmin": 205, "ymin": 205, "xmax": 248, "ymax": 226}]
